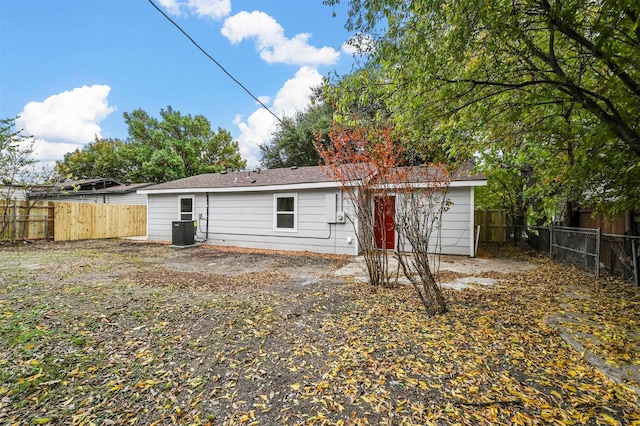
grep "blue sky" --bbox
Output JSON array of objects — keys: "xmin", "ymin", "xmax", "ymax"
[{"xmin": 0, "ymin": 0, "xmax": 361, "ymax": 169}]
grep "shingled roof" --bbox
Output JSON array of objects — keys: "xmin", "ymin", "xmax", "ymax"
[
  {"xmin": 30, "ymin": 178, "xmax": 153, "ymax": 196},
  {"xmin": 141, "ymin": 163, "xmax": 485, "ymax": 193},
  {"xmin": 143, "ymin": 166, "xmax": 333, "ymax": 192}
]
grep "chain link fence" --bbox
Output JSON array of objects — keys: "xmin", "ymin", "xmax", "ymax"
[
  {"xmin": 526, "ymin": 226, "xmax": 550, "ymax": 252},
  {"xmin": 600, "ymin": 234, "xmax": 640, "ymax": 284},
  {"xmin": 480, "ymin": 225, "xmax": 639, "ymax": 286},
  {"xmin": 550, "ymin": 226, "xmax": 601, "ymax": 277},
  {"xmin": 526, "ymin": 226, "xmax": 640, "ymax": 286}
]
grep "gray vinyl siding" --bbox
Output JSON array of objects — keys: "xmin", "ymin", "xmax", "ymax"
[
  {"xmin": 146, "ymin": 190, "xmax": 358, "ymax": 255},
  {"xmin": 38, "ymin": 192, "xmax": 147, "ymax": 205},
  {"xmin": 145, "ymin": 185, "xmax": 476, "ymax": 257},
  {"xmin": 208, "ymin": 190, "xmax": 356, "ymax": 255},
  {"xmin": 437, "ymin": 187, "xmax": 473, "ymax": 256},
  {"xmin": 395, "ymin": 187, "xmax": 473, "ymax": 256},
  {"xmin": 103, "ymin": 192, "xmax": 148, "ymax": 205},
  {"xmin": 147, "ymin": 193, "xmax": 184, "ymax": 241},
  {"xmin": 1, "ymin": 188, "xmax": 27, "ymax": 200}
]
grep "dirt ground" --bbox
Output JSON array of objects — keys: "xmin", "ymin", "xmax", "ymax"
[
  {"xmin": 2, "ymin": 238, "xmax": 536, "ymax": 285},
  {"xmin": 1, "ymin": 239, "xmax": 639, "ymax": 425},
  {"xmin": 161, "ymin": 243, "xmax": 351, "ymax": 280}
]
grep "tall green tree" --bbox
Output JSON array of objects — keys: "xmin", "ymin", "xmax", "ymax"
[
  {"xmin": 56, "ymin": 107, "xmax": 246, "ymax": 183},
  {"xmin": 326, "ymin": 0, "xmax": 640, "ymax": 217},
  {"xmin": 260, "ymin": 100, "xmax": 333, "ymax": 169},
  {"xmin": 55, "ymin": 137, "xmax": 128, "ymax": 180},
  {"xmin": 122, "ymin": 106, "xmax": 245, "ymax": 183},
  {"xmin": 260, "ymin": 81, "xmax": 405, "ymax": 169}
]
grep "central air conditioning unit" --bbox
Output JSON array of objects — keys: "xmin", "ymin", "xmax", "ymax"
[{"xmin": 172, "ymin": 220, "xmax": 196, "ymax": 246}]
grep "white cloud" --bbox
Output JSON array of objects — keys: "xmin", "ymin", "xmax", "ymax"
[
  {"xmin": 234, "ymin": 67, "xmax": 323, "ymax": 168},
  {"xmin": 221, "ymin": 11, "xmax": 339, "ymax": 66},
  {"xmin": 158, "ymin": 0, "xmax": 183, "ymax": 16},
  {"xmin": 159, "ymin": 0, "xmax": 230, "ymax": 20},
  {"xmin": 187, "ymin": 0, "xmax": 231, "ymax": 20},
  {"xmin": 233, "ymin": 109, "xmax": 274, "ymax": 169},
  {"xmin": 16, "ymin": 85, "xmax": 116, "ymax": 162},
  {"xmin": 30, "ymin": 139, "xmax": 86, "ymax": 164},
  {"xmin": 271, "ymin": 67, "xmax": 323, "ymax": 115}
]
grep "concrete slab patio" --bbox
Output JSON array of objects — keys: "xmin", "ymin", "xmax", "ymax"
[{"xmin": 334, "ymin": 254, "xmax": 539, "ymax": 289}]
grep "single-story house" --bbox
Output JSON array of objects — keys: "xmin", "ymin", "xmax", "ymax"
[
  {"xmin": 29, "ymin": 178, "xmax": 152, "ymax": 205},
  {"xmin": 1, "ymin": 183, "xmax": 27, "ymax": 201},
  {"xmin": 139, "ymin": 165, "xmax": 486, "ymax": 256}
]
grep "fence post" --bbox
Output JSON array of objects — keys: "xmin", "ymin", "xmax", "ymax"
[
  {"xmin": 595, "ymin": 228, "xmax": 601, "ymax": 278},
  {"xmin": 549, "ymin": 223, "xmax": 554, "ymax": 258},
  {"xmin": 584, "ymin": 229, "xmax": 589, "ymax": 271},
  {"xmin": 632, "ymin": 239, "xmax": 639, "ymax": 288},
  {"xmin": 45, "ymin": 206, "xmax": 50, "ymax": 242},
  {"xmin": 12, "ymin": 198, "xmax": 18, "ymax": 243}
]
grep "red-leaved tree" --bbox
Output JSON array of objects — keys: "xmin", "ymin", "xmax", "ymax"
[
  {"xmin": 316, "ymin": 124, "xmax": 401, "ymax": 287},
  {"xmin": 317, "ymin": 124, "xmax": 451, "ymax": 315}
]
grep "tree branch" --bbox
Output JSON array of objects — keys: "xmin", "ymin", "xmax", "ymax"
[
  {"xmin": 541, "ymin": 0, "xmax": 640, "ymax": 97},
  {"xmin": 519, "ymin": 26, "xmax": 640, "ymax": 155}
]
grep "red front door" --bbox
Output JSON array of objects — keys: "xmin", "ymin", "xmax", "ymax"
[{"xmin": 374, "ymin": 196, "xmax": 395, "ymax": 249}]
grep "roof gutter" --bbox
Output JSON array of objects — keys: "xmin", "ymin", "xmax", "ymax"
[
  {"xmin": 137, "ymin": 178, "xmax": 486, "ymax": 195},
  {"xmin": 138, "ymin": 181, "xmax": 344, "ymax": 195},
  {"xmin": 370, "ymin": 180, "xmax": 487, "ymax": 190}
]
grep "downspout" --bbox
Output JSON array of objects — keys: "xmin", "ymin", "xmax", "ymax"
[
  {"xmin": 13, "ymin": 198, "xmax": 18, "ymax": 243},
  {"xmin": 206, "ymin": 192, "xmax": 210, "ymax": 241},
  {"xmin": 470, "ymin": 186, "xmax": 476, "ymax": 257}
]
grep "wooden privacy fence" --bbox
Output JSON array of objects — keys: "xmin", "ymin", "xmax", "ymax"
[
  {"xmin": 1, "ymin": 200, "xmax": 146, "ymax": 242},
  {"xmin": 474, "ymin": 209, "xmax": 507, "ymax": 243},
  {"xmin": 1, "ymin": 200, "xmax": 54, "ymax": 241},
  {"xmin": 54, "ymin": 202, "xmax": 147, "ymax": 241}
]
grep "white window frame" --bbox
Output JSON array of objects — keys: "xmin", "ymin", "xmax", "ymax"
[
  {"xmin": 273, "ymin": 193, "xmax": 298, "ymax": 232},
  {"xmin": 178, "ymin": 195, "xmax": 194, "ymax": 221}
]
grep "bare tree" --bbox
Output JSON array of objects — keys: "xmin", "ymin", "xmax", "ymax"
[
  {"xmin": 1, "ymin": 117, "xmax": 61, "ymax": 242},
  {"xmin": 393, "ymin": 165, "xmax": 451, "ymax": 315},
  {"xmin": 317, "ymin": 121, "xmax": 454, "ymax": 313},
  {"xmin": 1, "ymin": 117, "xmax": 36, "ymax": 240},
  {"xmin": 316, "ymin": 124, "xmax": 400, "ymax": 287}
]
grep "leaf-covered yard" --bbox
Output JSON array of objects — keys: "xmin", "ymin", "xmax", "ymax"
[{"xmin": 1, "ymin": 240, "xmax": 639, "ymax": 425}]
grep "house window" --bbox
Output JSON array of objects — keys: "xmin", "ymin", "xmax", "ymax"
[
  {"xmin": 274, "ymin": 193, "xmax": 297, "ymax": 231},
  {"xmin": 179, "ymin": 196, "xmax": 194, "ymax": 220}
]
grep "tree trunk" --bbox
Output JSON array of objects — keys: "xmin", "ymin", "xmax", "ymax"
[{"xmin": 564, "ymin": 201, "xmax": 579, "ymax": 227}]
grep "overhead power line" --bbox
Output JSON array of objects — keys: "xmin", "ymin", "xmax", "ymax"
[{"xmin": 147, "ymin": 0, "xmax": 285, "ymax": 126}]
